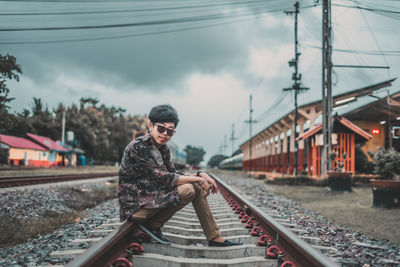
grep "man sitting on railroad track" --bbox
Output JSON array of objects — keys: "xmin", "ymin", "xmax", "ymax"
[{"xmin": 118, "ymin": 104, "xmax": 242, "ymax": 247}]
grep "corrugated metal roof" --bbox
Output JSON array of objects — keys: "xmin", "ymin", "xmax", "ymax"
[
  {"xmin": 0, "ymin": 134, "xmax": 48, "ymax": 151},
  {"xmin": 60, "ymin": 142, "xmax": 85, "ymax": 154},
  {"xmin": 241, "ymin": 78, "xmax": 396, "ymax": 147},
  {"xmin": 27, "ymin": 133, "xmax": 69, "ymax": 152},
  {"xmin": 297, "ymin": 116, "xmax": 372, "ymax": 141}
]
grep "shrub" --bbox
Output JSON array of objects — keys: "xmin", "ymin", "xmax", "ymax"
[
  {"xmin": 373, "ymin": 148, "xmax": 400, "ymax": 179},
  {"xmin": 355, "ymin": 145, "xmax": 374, "ymax": 174}
]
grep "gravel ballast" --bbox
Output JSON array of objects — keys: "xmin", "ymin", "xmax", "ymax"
[
  {"xmin": 214, "ymin": 170, "xmax": 400, "ymax": 267},
  {"xmin": 1, "ymin": 171, "xmax": 399, "ymax": 266},
  {"xmin": 0, "ymin": 178, "xmax": 118, "ymax": 267}
]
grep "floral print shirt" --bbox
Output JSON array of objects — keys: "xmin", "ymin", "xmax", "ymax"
[{"xmin": 118, "ymin": 134, "xmax": 180, "ymax": 222}]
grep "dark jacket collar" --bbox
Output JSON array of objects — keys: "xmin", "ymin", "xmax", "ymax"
[{"xmin": 140, "ymin": 133, "xmax": 167, "ymax": 153}]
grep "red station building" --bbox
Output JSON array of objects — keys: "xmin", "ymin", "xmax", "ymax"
[{"xmin": 240, "ymin": 78, "xmax": 400, "ymax": 177}]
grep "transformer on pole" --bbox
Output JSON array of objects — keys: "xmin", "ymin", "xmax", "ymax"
[{"xmin": 283, "ymin": 1, "xmax": 309, "ymax": 176}]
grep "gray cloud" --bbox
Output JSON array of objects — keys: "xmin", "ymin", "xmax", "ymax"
[{"xmin": 4, "ymin": 24, "xmax": 251, "ymax": 92}]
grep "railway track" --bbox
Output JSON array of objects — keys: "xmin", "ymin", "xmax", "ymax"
[
  {"xmin": 0, "ymin": 172, "xmax": 118, "ymax": 188},
  {"xmin": 50, "ymin": 172, "xmax": 338, "ymax": 267}
]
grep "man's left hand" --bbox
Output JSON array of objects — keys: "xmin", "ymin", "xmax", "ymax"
[{"xmin": 199, "ymin": 173, "xmax": 218, "ymax": 194}]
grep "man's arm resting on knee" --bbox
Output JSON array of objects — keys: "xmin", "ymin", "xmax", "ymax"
[
  {"xmin": 180, "ymin": 171, "xmax": 218, "ymax": 194},
  {"xmin": 176, "ymin": 175, "xmax": 203, "ymax": 185},
  {"xmin": 176, "ymin": 176, "xmax": 212, "ymax": 197}
]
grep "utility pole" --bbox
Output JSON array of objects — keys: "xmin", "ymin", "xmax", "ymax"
[
  {"xmin": 61, "ymin": 111, "xmax": 66, "ymax": 144},
  {"xmin": 283, "ymin": 1, "xmax": 309, "ymax": 176},
  {"xmin": 218, "ymin": 142, "xmax": 224, "ymax": 154},
  {"xmin": 387, "ymin": 91, "xmax": 393, "ymax": 148},
  {"xmin": 223, "ymin": 134, "xmax": 228, "ymax": 155},
  {"xmin": 321, "ymin": 0, "xmax": 333, "ymax": 175},
  {"xmin": 230, "ymin": 123, "xmax": 237, "ymax": 155},
  {"xmin": 245, "ymin": 95, "xmax": 257, "ymax": 171}
]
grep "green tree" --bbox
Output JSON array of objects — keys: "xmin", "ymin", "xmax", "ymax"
[
  {"xmin": 53, "ymin": 100, "xmax": 146, "ymax": 164},
  {"xmin": 0, "ymin": 54, "xmax": 22, "ymax": 133},
  {"xmin": 184, "ymin": 145, "xmax": 206, "ymax": 166},
  {"xmin": 29, "ymin": 98, "xmax": 59, "ymax": 139},
  {"xmin": 207, "ymin": 154, "xmax": 228, "ymax": 168}
]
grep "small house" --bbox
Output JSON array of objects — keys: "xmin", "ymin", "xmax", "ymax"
[
  {"xmin": 27, "ymin": 133, "xmax": 69, "ymax": 166},
  {"xmin": 296, "ymin": 115, "xmax": 372, "ymax": 176},
  {"xmin": 0, "ymin": 134, "xmax": 49, "ymax": 166}
]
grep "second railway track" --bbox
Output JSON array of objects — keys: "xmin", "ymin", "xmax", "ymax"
[
  {"xmin": 0, "ymin": 172, "xmax": 118, "ymax": 188},
  {"xmin": 56, "ymin": 172, "xmax": 338, "ymax": 267}
]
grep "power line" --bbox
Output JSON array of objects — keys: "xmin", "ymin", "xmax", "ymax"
[
  {"xmin": 332, "ymin": 2, "xmax": 400, "ymax": 20},
  {"xmin": 0, "ymin": 3, "xmax": 303, "ymax": 32},
  {"xmin": 0, "ymin": 0, "xmax": 269, "ymax": 16},
  {"xmin": 0, "ymin": 12, "xmax": 283, "ymax": 44},
  {"xmin": 303, "ymin": 44, "xmax": 400, "ymax": 56},
  {"xmin": 358, "ymin": 8, "xmax": 391, "ymax": 77},
  {"xmin": 254, "ymin": 92, "xmax": 288, "ymax": 122},
  {"xmin": 333, "ymin": 2, "xmax": 400, "ymax": 15},
  {"xmin": 0, "ymin": 2, "xmax": 316, "ymax": 44}
]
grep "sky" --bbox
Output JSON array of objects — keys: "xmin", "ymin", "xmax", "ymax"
[{"xmin": 2, "ymin": 0, "xmax": 400, "ymax": 164}]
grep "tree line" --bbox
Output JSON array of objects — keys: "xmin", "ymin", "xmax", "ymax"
[
  {"xmin": 0, "ymin": 54, "xmax": 147, "ymax": 164},
  {"xmin": 1, "ymin": 54, "xmax": 207, "ymax": 166}
]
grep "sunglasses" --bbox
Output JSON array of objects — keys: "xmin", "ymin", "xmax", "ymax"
[{"xmin": 155, "ymin": 124, "xmax": 176, "ymax": 136}]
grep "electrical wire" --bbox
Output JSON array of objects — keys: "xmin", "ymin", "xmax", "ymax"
[
  {"xmin": 358, "ymin": 8, "xmax": 391, "ymax": 77},
  {"xmin": 303, "ymin": 44, "xmax": 400, "ymax": 56},
  {"xmin": 0, "ymin": 12, "xmax": 287, "ymax": 44},
  {"xmin": 254, "ymin": 91, "xmax": 288, "ymax": 122},
  {"xmin": 332, "ymin": 2, "xmax": 400, "ymax": 20},
  {"xmin": 0, "ymin": 0, "xmax": 269, "ymax": 16},
  {"xmin": 0, "ymin": 2, "xmax": 318, "ymax": 44}
]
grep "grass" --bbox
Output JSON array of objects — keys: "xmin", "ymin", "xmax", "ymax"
[
  {"xmin": 0, "ymin": 211, "xmax": 82, "ymax": 249},
  {"xmin": 0, "ymin": 181, "xmax": 117, "ymax": 248}
]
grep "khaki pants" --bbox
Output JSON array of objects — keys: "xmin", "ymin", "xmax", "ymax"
[{"xmin": 131, "ymin": 183, "xmax": 220, "ymax": 241}]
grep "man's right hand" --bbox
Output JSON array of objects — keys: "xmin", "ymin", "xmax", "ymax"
[{"xmin": 200, "ymin": 181, "xmax": 212, "ymax": 198}]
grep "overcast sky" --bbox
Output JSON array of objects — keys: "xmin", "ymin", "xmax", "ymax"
[{"xmin": 2, "ymin": 0, "xmax": 400, "ymax": 163}]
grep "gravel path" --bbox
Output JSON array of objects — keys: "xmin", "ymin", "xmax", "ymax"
[
  {"xmin": 0, "ymin": 177, "xmax": 117, "ymax": 221},
  {"xmin": 0, "ymin": 178, "xmax": 118, "ymax": 267},
  {"xmin": 1, "ymin": 171, "xmax": 399, "ymax": 266},
  {"xmin": 214, "ymin": 170, "xmax": 400, "ymax": 267},
  {"xmin": 0, "ymin": 199, "xmax": 119, "ymax": 267}
]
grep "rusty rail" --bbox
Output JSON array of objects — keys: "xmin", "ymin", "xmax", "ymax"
[
  {"xmin": 63, "ymin": 171, "xmax": 337, "ymax": 267},
  {"xmin": 210, "ymin": 172, "xmax": 337, "ymax": 267},
  {"xmin": 66, "ymin": 221, "xmax": 137, "ymax": 267},
  {"xmin": 0, "ymin": 172, "xmax": 117, "ymax": 188}
]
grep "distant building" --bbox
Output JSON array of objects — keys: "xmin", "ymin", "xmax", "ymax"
[
  {"xmin": 0, "ymin": 134, "xmax": 49, "ymax": 166},
  {"xmin": 240, "ymin": 78, "xmax": 399, "ymax": 177},
  {"xmin": 27, "ymin": 133, "xmax": 69, "ymax": 166},
  {"xmin": 59, "ymin": 142, "xmax": 85, "ymax": 166}
]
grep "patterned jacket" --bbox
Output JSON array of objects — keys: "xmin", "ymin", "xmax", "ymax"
[{"xmin": 118, "ymin": 134, "xmax": 181, "ymax": 222}]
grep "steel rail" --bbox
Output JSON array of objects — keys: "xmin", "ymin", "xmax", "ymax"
[
  {"xmin": 66, "ymin": 220, "xmax": 137, "ymax": 267},
  {"xmin": 209, "ymin": 172, "xmax": 338, "ymax": 267},
  {"xmin": 0, "ymin": 172, "xmax": 117, "ymax": 188},
  {"xmin": 61, "ymin": 171, "xmax": 337, "ymax": 267}
]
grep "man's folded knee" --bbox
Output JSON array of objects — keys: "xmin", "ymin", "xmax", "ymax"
[{"xmin": 178, "ymin": 183, "xmax": 195, "ymax": 202}]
